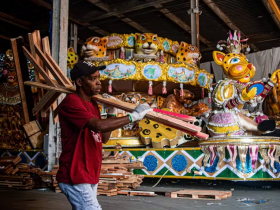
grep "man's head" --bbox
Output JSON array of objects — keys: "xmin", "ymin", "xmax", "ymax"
[{"xmin": 71, "ymin": 61, "xmax": 106, "ymax": 96}]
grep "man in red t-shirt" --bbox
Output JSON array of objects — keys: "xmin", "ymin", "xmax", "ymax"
[{"xmin": 57, "ymin": 61, "xmax": 152, "ymax": 210}]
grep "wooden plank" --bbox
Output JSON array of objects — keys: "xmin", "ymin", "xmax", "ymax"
[
  {"xmin": 41, "ymin": 36, "xmax": 59, "ymax": 124},
  {"xmin": 24, "ymin": 81, "xmax": 74, "ymax": 94},
  {"xmin": 10, "ymin": 37, "xmax": 34, "ymax": 122},
  {"xmin": 42, "ymin": 37, "xmax": 53, "ymax": 78},
  {"xmin": 43, "ymin": 92, "xmax": 61, "ymax": 114},
  {"xmin": 32, "ymin": 91, "xmax": 59, "ymax": 116},
  {"xmin": 10, "ymin": 38, "xmax": 30, "ymax": 123},
  {"xmin": 22, "ymin": 46, "xmax": 57, "ymax": 87},
  {"xmin": 31, "ymin": 30, "xmax": 47, "ymax": 117},
  {"xmin": 45, "ymin": 53, "xmax": 73, "ymax": 86},
  {"xmin": 28, "ymin": 33, "xmax": 44, "ymax": 116},
  {"xmin": 35, "ymin": 45, "xmax": 68, "ymax": 87}
]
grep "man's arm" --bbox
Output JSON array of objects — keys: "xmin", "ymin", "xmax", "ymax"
[
  {"xmin": 85, "ymin": 115, "xmax": 131, "ymax": 134},
  {"xmin": 101, "ymin": 115, "xmax": 116, "ymax": 144},
  {"xmin": 85, "ymin": 104, "xmax": 152, "ymax": 143}
]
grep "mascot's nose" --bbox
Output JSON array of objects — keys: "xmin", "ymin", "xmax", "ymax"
[
  {"xmin": 148, "ymin": 42, "xmax": 152, "ymax": 45},
  {"xmin": 247, "ymin": 64, "xmax": 253, "ymax": 70}
]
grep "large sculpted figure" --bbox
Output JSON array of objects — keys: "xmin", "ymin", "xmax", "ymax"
[{"xmin": 206, "ymin": 31, "xmax": 280, "ymax": 137}]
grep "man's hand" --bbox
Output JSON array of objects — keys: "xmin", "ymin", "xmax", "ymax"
[
  {"xmin": 100, "ymin": 93, "xmax": 118, "ymax": 116},
  {"xmin": 128, "ymin": 104, "xmax": 153, "ymax": 122}
]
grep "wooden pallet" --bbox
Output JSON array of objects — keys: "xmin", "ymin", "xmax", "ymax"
[{"xmin": 169, "ymin": 189, "xmax": 232, "ymax": 200}]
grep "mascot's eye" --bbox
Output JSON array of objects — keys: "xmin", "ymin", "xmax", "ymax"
[
  {"xmin": 141, "ymin": 36, "xmax": 146, "ymax": 41},
  {"xmin": 230, "ymin": 58, "xmax": 240, "ymax": 64},
  {"xmin": 141, "ymin": 98, "xmax": 146, "ymax": 101},
  {"xmin": 153, "ymin": 37, "xmax": 157, "ymax": 41},
  {"xmin": 93, "ymin": 38, "xmax": 99, "ymax": 43},
  {"xmin": 189, "ymin": 47, "xmax": 195, "ymax": 51}
]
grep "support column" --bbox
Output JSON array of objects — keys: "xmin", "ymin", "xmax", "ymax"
[
  {"xmin": 70, "ymin": 22, "xmax": 78, "ymax": 53},
  {"xmin": 196, "ymin": 0, "xmax": 200, "ymax": 50},
  {"xmin": 48, "ymin": 0, "xmax": 69, "ymax": 171},
  {"xmin": 191, "ymin": 0, "xmax": 197, "ymax": 47}
]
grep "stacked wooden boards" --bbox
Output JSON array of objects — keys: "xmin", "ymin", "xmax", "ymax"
[{"xmin": 0, "ymin": 156, "xmax": 50, "ymax": 189}]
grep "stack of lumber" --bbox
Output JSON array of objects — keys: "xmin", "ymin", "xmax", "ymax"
[
  {"xmin": 98, "ymin": 158, "xmax": 146, "ymax": 196},
  {"xmin": 51, "ymin": 158, "xmax": 147, "ymax": 196},
  {"xmin": 0, "ymin": 156, "xmax": 49, "ymax": 189}
]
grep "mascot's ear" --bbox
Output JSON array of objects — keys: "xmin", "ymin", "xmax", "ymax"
[
  {"xmin": 213, "ymin": 51, "xmax": 225, "ymax": 66},
  {"xmin": 135, "ymin": 33, "xmax": 141, "ymax": 40},
  {"xmin": 180, "ymin": 41, "xmax": 187, "ymax": 48},
  {"xmin": 101, "ymin": 37, "xmax": 108, "ymax": 46},
  {"xmin": 172, "ymin": 44, "xmax": 180, "ymax": 53},
  {"xmin": 68, "ymin": 47, "xmax": 74, "ymax": 52},
  {"xmin": 174, "ymin": 89, "xmax": 180, "ymax": 95}
]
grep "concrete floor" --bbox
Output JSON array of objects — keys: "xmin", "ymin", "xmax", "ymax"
[{"xmin": 1, "ymin": 179, "xmax": 280, "ymax": 210}]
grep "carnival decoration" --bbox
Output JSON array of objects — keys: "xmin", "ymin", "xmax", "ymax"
[
  {"xmin": 196, "ymin": 30, "xmax": 280, "ymax": 177},
  {"xmin": 83, "ymin": 33, "xmax": 213, "ymax": 95},
  {"xmin": 134, "ymin": 33, "xmax": 160, "ymax": 59},
  {"xmin": 0, "ymin": 51, "xmax": 21, "ymax": 105},
  {"xmin": 67, "ymin": 47, "xmax": 78, "ymax": 80},
  {"xmin": 204, "ymin": 31, "xmax": 279, "ymax": 138},
  {"xmin": 175, "ymin": 41, "xmax": 201, "ymax": 66},
  {"xmin": 81, "ymin": 36, "xmax": 109, "ymax": 61}
]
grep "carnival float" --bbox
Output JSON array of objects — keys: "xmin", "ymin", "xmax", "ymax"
[{"xmin": 68, "ymin": 31, "xmax": 280, "ymax": 180}]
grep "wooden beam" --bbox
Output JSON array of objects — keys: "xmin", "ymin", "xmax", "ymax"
[
  {"xmin": 45, "ymin": 53, "xmax": 73, "ymax": 86},
  {"xmin": 42, "ymin": 36, "xmax": 59, "ymax": 124},
  {"xmin": 263, "ymin": 0, "xmax": 280, "ymax": 30},
  {"xmin": 150, "ymin": 2, "xmax": 211, "ymax": 47},
  {"xmin": 88, "ymin": 26, "xmax": 110, "ymax": 36},
  {"xmin": 22, "ymin": 46, "xmax": 57, "ymax": 87},
  {"xmin": 0, "ymin": 34, "xmax": 10, "ymax": 40},
  {"xmin": 86, "ymin": 0, "xmax": 149, "ymax": 33},
  {"xmin": 203, "ymin": 0, "xmax": 259, "ymax": 52},
  {"xmin": 0, "ymin": 12, "xmax": 30, "ymax": 30},
  {"xmin": 28, "ymin": 31, "xmax": 46, "ymax": 117},
  {"xmin": 35, "ymin": 45, "xmax": 68, "ymax": 87},
  {"xmin": 24, "ymin": 81, "xmax": 74, "ymax": 94},
  {"xmin": 11, "ymin": 38, "xmax": 30, "ymax": 123},
  {"xmin": 28, "ymin": 0, "xmax": 52, "ymax": 10},
  {"xmin": 32, "ymin": 90, "xmax": 60, "ymax": 116},
  {"xmin": 85, "ymin": 0, "xmax": 174, "ymax": 22}
]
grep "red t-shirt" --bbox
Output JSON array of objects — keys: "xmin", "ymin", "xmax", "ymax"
[{"xmin": 56, "ymin": 93, "xmax": 103, "ymax": 185}]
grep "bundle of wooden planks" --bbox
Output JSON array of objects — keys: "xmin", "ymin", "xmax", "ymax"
[
  {"xmin": 0, "ymin": 156, "xmax": 51, "ymax": 189},
  {"xmin": 99, "ymin": 158, "xmax": 146, "ymax": 196},
  {"xmin": 51, "ymin": 158, "xmax": 147, "ymax": 196}
]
